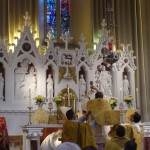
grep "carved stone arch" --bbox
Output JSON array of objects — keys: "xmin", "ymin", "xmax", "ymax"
[
  {"xmin": 46, "ymin": 64, "xmax": 54, "ymax": 78},
  {"xmin": 79, "ymin": 65, "xmax": 86, "ymax": 80},
  {"xmin": 58, "ymin": 88, "xmax": 77, "ymax": 112},
  {"xmin": 79, "ymin": 65, "xmax": 89, "ymax": 86}
]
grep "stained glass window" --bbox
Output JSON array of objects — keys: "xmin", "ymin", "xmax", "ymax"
[
  {"xmin": 45, "ymin": 0, "xmax": 57, "ymax": 38},
  {"xmin": 45, "ymin": 0, "xmax": 71, "ymax": 38},
  {"xmin": 60, "ymin": 0, "xmax": 71, "ymax": 35}
]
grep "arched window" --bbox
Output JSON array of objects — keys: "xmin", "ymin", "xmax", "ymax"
[{"xmin": 45, "ymin": 0, "xmax": 71, "ymax": 38}]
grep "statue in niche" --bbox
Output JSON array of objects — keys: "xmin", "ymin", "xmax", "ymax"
[
  {"xmin": 79, "ymin": 74, "xmax": 86, "ymax": 100},
  {"xmin": 99, "ymin": 65, "xmax": 112, "ymax": 98},
  {"xmin": 14, "ymin": 59, "xmax": 29, "ymax": 100},
  {"xmin": 26, "ymin": 66, "xmax": 37, "ymax": 98},
  {"xmin": 95, "ymin": 66, "xmax": 101, "ymax": 88},
  {"xmin": 46, "ymin": 74, "xmax": 53, "ymax": 99},
  {"xmin": 0, "ymin": 73, "xmax": 4, "ymax": 100},
  {"xmin": 123, "ymin": 75, "xmax": 129, "ymax": 98}
]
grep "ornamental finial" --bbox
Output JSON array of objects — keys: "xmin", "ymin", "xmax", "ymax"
[{"xmin": 23, "ymin": 11, "xmax": 31, "ymax": 26}]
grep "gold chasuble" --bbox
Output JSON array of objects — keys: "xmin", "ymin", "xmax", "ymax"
[
  {"xmin": 62, "ymin": 120, "xmax": 96, "ymax": 149},
  {"xmin": 87, "ymin": 98, "xmax": 120, "ymax": 125},
  {"xmin": 104, "ymin": 137, "xmax": 129, "ymax": 150},
  {"xmin": 124, "ymin": 125, "xmax": 143, "ymax": 150}
]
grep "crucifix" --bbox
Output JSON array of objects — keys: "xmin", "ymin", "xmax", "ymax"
[{"xmin": 60, "ymin": 31, "xmax": 73, "ymax": 50}]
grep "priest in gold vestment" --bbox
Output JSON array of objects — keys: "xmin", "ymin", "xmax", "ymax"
[
  {"xmin": 61, "ymin": 107, "xmax": 96, "ymax": 149},
  {"xmin": 124, "ymin": 112, "xmax": 142, "ymax": 150},
  {"xmin": 86, "ymin": 92, "xmax": 120, "ymax": 147},
  {"xmin": 105, "ymin": 125, "xmax": 129, "ymax": 150}
]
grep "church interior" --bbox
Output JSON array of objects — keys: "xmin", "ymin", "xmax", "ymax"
[{"xmin": 0, "ymin": 0, "xmax": 150, "ymax": 150}]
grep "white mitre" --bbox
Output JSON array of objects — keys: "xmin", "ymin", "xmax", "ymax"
[{"xmin": 60, "ymin": 106, "xmax": 71, "ymax": 117}]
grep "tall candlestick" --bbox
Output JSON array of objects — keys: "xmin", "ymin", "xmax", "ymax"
[{"xmin": 29, "ymin": 88, "xmax": 31, "ymax": 107}]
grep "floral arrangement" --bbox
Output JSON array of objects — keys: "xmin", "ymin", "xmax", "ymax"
[
  {"xmin": 109, "ymin": 97, "xmax": 117, "ymax": 110},
  {"xmin": 54, "ymin": 97, "xmax": 63, "ymax": 106},
  {"xmin": 124, "ymin": 95, "xmax": 133, "ymax": 108},
  {"xmin": 34, "ymin": 95, "xmax": 47, "ymax": 107}
]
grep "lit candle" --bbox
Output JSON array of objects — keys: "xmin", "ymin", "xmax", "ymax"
[
  {"xmin": 29, "ymin": 88, "xmax": 31, "ymax": 107},
  {"xmin": 113, "ymin": 45, "xmax": 116, "ymax": 52},
  {"xmin": 123, "ymin": 45, "xmax": 125, "ymax": 51}
]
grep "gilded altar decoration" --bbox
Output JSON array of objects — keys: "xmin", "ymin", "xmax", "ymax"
[
  {"xmin": 58, "ymin": 66, "xmax": 66, "ymax": 83},
  {"xmin": 68, "ymin": 66, "xmax": 77, "ymax": 83},
  {"xmin": 34, "ymin": 95, "xmax": 47, "ymax": 108},
  {"xmin": 124, "ymin": 95, "xmax": 133, "ymax": 108},
  {"xmin": 109, "ymin": 97, "xmax": 117, "ymax": 110}
]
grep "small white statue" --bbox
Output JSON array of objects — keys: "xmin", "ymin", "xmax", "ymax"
[
  {"xmin": 46, "ymin": 74, "xmax": 53, "ymax": 99},
  {"xmin": 0, "ymin": 73, "xmax": 4, "ymax": 99},
  {"xmin": 99, "ymin": 65, "xmax": 112, "ymax": 97},
  {"xmin": 123, "ymin": 75, "xmax": 129, "ymax": 97},
  {"xmin": 26, "ymin": 66, "xmax": 37, "ymax": 98},
  {"xmin": 79, "ymin": 74, "xmax": 86, "ymax": 100},
  {"xmin": 15, "ymin": 59, "xmax": 29, "ymax": 99}
]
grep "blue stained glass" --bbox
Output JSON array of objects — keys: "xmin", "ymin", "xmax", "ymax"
[
  {"xmin": 60, "ymin": 0, "xmax": 71, "ymax": 35},
  {"xmin": 46, "ymin": 0, "xmax": 57, "ymax": 38}
]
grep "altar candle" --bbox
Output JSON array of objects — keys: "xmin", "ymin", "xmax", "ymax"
[
  {"xmin": 49, "ymin": 88, "xmax": 51, "ymax": 100},
  {"xmin": 29, "ymin": 88, "xmax": 31, "ymax": 107},
  {"xmin": 136, "ymin": 88, "xmax": 139, "ymax": 108},
  {"xmin": 120, "ymin": 88, "xmax": 122, "ymax": 100},
  {"xmin": 113, "ymin": 45, "xmax": 116, "ymax": 52},
  {"xmin": 123, "ymin": 45, "xmax": 125, "ymax": 51},
  {"xmin": 68, "ymin": 87, "xmax": 70, "ymax": 106},
  {"xmin": 74, "ymin": 98, "xmax": 75, "ymax": 112}
]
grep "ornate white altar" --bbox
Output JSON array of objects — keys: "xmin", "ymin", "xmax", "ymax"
[
  {"xmin": 0, "ymin": 12, "xmax": 138, "ymax": 135},
  {"xmin": 21, "ymin": 124, "xmax": 62, "ymax": 150}
]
